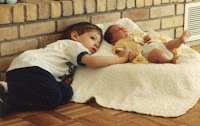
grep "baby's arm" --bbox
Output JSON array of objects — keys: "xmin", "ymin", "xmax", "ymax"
[{"xmin": 81, "ymin": 49, "xmax": 130, "ymax": 68}]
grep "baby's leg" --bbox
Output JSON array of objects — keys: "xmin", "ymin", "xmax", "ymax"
[
  {"xmin": 147, "ymin": 49, "xmax": 177, "ymax": 64},
  {"xmin": 165, "ymin": 30, "xmax": 191, "ymax": 52}
]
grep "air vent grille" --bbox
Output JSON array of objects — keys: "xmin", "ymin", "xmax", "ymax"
[{"xmin": 184, "ymin": 2, "xmax": 200, "ymax": 42}]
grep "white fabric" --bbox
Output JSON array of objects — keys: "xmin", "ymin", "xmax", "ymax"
[
  {"xmin": 71, "ymin": 18, "xmax": 200, "ymax": 117},
  {"xmin": 97, "ymin": 18, "xmax": 143, "ymax": 34},
  {"xmin": 142, "ymin": 42, "xmax": 174, "ymax": 59},
  {"xmin": 7, "ymin": 40, "xmax": 90, "ymax": 81}
]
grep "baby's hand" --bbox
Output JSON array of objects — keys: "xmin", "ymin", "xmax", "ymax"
[
  {"xmin": 128, "ymin": 52, "xmax": 137, "ymax": 62},
  {"xmin": 143, "ymin": 35, "xmax": 151, "ymax": 43},
  {"xmin": 118, "ymin": 49, "xmax": 131, "ymax": 62}
]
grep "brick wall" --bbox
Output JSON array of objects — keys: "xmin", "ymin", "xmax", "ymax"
[{"xmin": 0, "ymin": 0, "xmax": 200, "ymax": 80}]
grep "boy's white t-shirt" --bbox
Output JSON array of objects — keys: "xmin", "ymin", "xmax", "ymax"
[{"xmin": 7, "ymin": 39, "xmax": 90, "ymax": 81}]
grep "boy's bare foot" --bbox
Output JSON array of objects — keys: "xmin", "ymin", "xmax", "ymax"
[
  {"xmin": 172, "ymin": 57, "xmax": 178, "ymax": 64},
  {"xmin": 128, "ymin": 52, "xmax": 137, "ymax": 62},
  {"xmin": 179, "ymin": 30, "xmax": 191, "ymax": 44}
]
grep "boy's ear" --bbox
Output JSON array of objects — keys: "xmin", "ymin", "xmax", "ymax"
[{"xmin": 71, "ymin": 31, "xmax": 79, "ymax": 41}]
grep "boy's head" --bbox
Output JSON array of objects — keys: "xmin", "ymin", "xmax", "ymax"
[
  {"xmin": 63, "ymin": 22, "xmax": 103, "ymax": 54},
  {"xmin": 104, "ymin": 24, "xmax": 130, "ymax": 45}
]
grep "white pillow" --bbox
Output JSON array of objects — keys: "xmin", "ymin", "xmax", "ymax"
[{"xmin": 97, "ymin": 18, "xmax": 143, "ymax": 35}]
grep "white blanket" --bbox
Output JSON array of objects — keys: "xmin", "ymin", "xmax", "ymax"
[{"xmin": 71, "ymin": 18, "xmax": 200, "ymax": 117}]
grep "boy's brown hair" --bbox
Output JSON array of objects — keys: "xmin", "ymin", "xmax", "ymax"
[{"xmin": 63, "ymin": 22, "xmax": 103, "ymax": 43}]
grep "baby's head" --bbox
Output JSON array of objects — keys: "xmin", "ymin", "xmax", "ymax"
[
  {"xmin": 104, "ymin": 24, "xmax": 130, "ymax": 45},
  {"xmin": 63, "ymin": 22, "xmax": 103, "ymax": 54}
]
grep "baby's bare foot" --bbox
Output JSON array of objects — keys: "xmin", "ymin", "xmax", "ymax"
[
  {"xmin": 179, "ymin": 30, "xmax": 191, "ymax": 44},
  {"xmin": 172, "ymin": 57, "xmax": 178, "ymax": 64}
]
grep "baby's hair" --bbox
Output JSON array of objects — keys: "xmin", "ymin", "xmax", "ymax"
[
  {"xmin": 104, "ymin": 25, "xmax": 113, "ymax": 44},
  {"xmin": 63, "ymin": 22, "xmax": 103, "ymax": 43}
]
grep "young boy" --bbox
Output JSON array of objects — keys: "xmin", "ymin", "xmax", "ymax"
[
  {"xmin": 0, "ymin": 22, "xmax": 131, "ymax": 117},
  {"xmin": 104, "ymin": 24, "xmax": 191, "ymax": 64}
]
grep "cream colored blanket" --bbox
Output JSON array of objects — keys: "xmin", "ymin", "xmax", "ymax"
[{"xmin": 71, "ymin": 18, "xmax": 200, "ymax": 117}]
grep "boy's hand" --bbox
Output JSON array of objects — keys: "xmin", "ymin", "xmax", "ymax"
[
  {"xmin": 61, "ymin": 72, "xmax": 74, "ymax": 85},
  {"xmin": 143, "ymin": 35, "xmax": 151, "ymax": 43}
]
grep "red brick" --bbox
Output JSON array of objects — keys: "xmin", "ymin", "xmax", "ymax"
[
  {"xmin": 91, "ymin": 13, "xmax": 120, "ymax": 24},
  {"xmin": 86, "ymin": 0, "xmax": 96, "ymax": 13},
  {"xmin": 20, "ymin": 21, "xmax": 56, "ymax": 37},
  {"xmin": 22, "ymin": 3, "xmax": 38, "ymax": 21},
  {"xmin": 57, "ymin": 17, "xmax": 90, "ymax": 32},
  {"xmin": 136, "ymin": 0, "xmax": 144, "ymax": 7},
  {"xmin": 97, "ymin": 0, "xmax": 106, "ymax": 12},
  {"xmin": 150, "ymin": 5, "xmax": 174, "ymax": 18},
  {"xmin": 51, "ymin": 1, "xmax": 61, "ymax": 18},
  {"xmin": 39, "ymin": 2, "xmax": 50, "ymax": 19},
  {"xmin": 0, "ymin": 56, "xmax": 15, "ymax": 71},
  {"xmin": 0, "ymin": 5, "xmax": 12, "ymax": 24},
  {"xmin": 39, "ymin": 34, "xmax": 63, "ymax": 48},
  {"xmin": 62, "ymin": 1, "xmax": 73, "ymax": 16},
  {"xmin": 117, "ymin": 0, "xmax": 126, "ymax": 10},
  {"xmin": 127, "ymin": 0, "xmax": 135, "ymax": 8},
  {"xmin": 74, "ymin": 0, "xmax": 84, "ymax": 15},
  {"xmin": 0, "ymin": 27, "xmax": 18, "ymax": 41},
  {"xmin": 135, "ymin": 19, "xmax": 160, "ymax": 31},
  {"xmin": 161, "ymin": 15, "xmax": 183, "ymax": 29},
  {"xmin": 107, "ymin": 0, "xmax": 116, "ymax": 11},
  {"xmin": 0, "ymin": 39, "xmax": 38, "ymax": 56},
  {"xmin": 123, "ymin": 9, "xmax": 149, "ymax": 20},
  {"xmin": 13, "ymin": 4, "xmax": 25, "ymax": 23}
]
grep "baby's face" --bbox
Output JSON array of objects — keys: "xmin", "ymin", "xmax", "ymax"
[{"xmin": 109, "ymin": 24, "xmax": 130, "ymax": 45}]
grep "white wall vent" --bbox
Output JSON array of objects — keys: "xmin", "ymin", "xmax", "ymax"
[{"xmin": 184, "ymin": 2, "xmax": 200, "ymax": 42}]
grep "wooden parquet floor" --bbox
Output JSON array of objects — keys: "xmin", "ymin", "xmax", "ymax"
[{"xmin": 0, "ymin": 98, "xmax": 200, "ymax": 126}]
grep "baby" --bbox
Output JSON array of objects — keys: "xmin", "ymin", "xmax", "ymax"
[{"xmin": 104, "ymin": 24, "xmax": 191, "ymax": 64}]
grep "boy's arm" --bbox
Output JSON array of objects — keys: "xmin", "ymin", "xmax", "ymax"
[{"xmin": 81, "ymin": 49, "xmax": 130, "ymax": 68}]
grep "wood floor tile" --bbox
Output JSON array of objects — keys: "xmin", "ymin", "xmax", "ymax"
[
  {"xmin": 0, "ymin": 99, "xmax": 200, "ymax": 126},
  {"xmin": 76, "ymin": 112, "xmax": 118, "ymax": 126},
  {"xmin": 53, "ymin": 119, "xmax": 86, "ymax": 126},
  {"xmin": 56, "ymin": 103, "xmax": 100, "ymax": 119},
  {"xmin": 145, "ymin": 116, "xmax": 180, "ymax": 126},
  {"xmin": 130, "ymin": 117, "xmax": 163, "ymax": 126},
  {"xmin": 23, "ymin": 112, "xmax": 63, "ymax": 126},
  {"xmin": 3, "ymin": 120, "xmax": 35, "ymax": 126},
  {"xmin": 0, "ymin": 118, "xmax": 24, "ymax": 126}
]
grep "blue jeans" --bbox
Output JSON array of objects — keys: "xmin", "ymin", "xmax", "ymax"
[{"xmin": 6, "ymin": 66, "xmax": 73, "ymax": 110}]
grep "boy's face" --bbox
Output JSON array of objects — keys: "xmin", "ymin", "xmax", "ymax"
[
  {"xmin": 75, "ymin": 30, "xmax": 101, "ymax": 54},
  {"xmin": 109, "ymin": 24, "xmax": 130, "ymax": 45}
]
